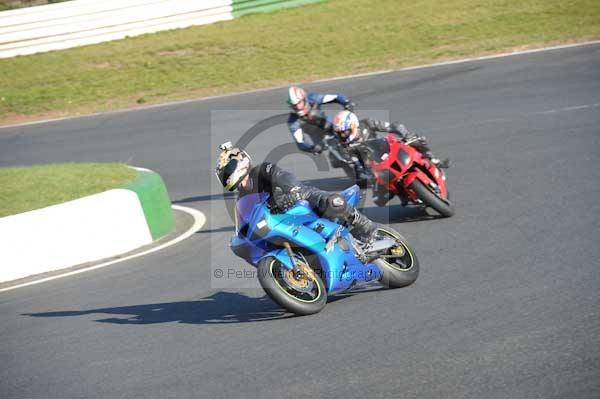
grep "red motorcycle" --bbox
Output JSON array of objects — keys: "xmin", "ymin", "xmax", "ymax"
[{"xmin": 359, "ymin": 134, "xmax": 454, "ymax": 217}]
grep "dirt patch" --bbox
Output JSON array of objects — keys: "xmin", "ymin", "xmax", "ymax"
[{"xmin": 0, "ymin": 110, "xmax": 74, "ymax": 128}]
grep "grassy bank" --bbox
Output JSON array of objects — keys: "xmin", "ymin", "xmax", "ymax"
[
  {"xmin": 0, "ymin": 164, "xmax": 137, "ymax": 217},
  {"xmin": 1, "ymin": 0, "xmax": 599, "ymax": 122}
]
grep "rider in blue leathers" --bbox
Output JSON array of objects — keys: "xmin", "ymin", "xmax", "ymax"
[{"xmin": 286, "ymin": 86, "xmax": 355, "ymax": 154}]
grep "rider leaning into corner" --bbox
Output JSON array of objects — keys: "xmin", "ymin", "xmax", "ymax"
[
  {"xmin": 287, "ymin": 86, "xmax": 449, "ymax": 177},
  {"xmin": 331, "ymin": 110, "xmax": 450, "ymax": 168},
  {"xmin": 329, "ymin": 110, "xmax": 450, "ymax": 182},
  {"xmin": 331, "ymin": 110, "xmax": 451, "ymax": 206},
  {"xmin": 286, "ymin": 86, "xmax": 355, "ymax": 154},
  {"xmin": 215, "ymin": 141, "xmax": 380, "ymax": 244}
]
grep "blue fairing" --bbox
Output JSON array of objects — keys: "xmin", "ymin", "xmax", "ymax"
[
  {"xmin": 230, "ymin": 188, "xmax": 381, "ymax": 295},
  {"xmin": 340, "ymin": 184, "xmax": 361, "ymax": 207}
]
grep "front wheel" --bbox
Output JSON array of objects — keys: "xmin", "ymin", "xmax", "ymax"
[
  {"xmin": 409, "ymin": 179, "xmax": 454, "ymax": 217},
  {"xmin": 374, "ymin": 226, "xmax": 420, "ymax": 288},
  {"xmin": 257, "ymin": 256, "xmax": 327, "ymax": 316}
]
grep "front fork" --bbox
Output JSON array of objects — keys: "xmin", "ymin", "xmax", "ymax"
[
  {"xmin": 283, "ymin": 242, "xmax": 318, "ymax": 281},
  {"xmin": 283, "ymin": 241, "xmax": 302, "ymax": 276},
  {"xmin": 403, "ymin": 166, "xmax": 447, "ymax": 200}
]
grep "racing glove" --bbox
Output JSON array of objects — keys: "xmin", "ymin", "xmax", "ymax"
[
  {"xmin": 389, "ymin": 122, "xmax": 410, "ymax": 138},
  {"xmin": 272, "ymin": 186, "xmax": 309, "ymax": 211}
]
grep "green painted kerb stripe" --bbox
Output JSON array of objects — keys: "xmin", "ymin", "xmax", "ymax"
[
  {"xmin": 125, "ymin": 170, "xmax": 175, "ymax": 241},
  {"xmin": 232, "ymin": 0, "xmax": 324, "ymax": 18}
]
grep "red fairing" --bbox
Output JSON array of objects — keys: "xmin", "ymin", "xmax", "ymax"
[{"xmin": 369, "ymin": 134, "xmax": 449, "ymax": 201}]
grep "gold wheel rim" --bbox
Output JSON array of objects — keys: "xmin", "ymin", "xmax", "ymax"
[
  {"xmin": 377, "ymin": 228, "xmax": 415, "ymax": 271},
  {"xmin": 269, "ymin": 259, "xmax": 322, "ymax": 304}
]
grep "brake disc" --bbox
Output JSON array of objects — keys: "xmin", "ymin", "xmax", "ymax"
[
  {"xmin": 390, "ymin": 244, "xmax": 406, "ymax": 257},
  {"xmin": 282, "ymin": 268, "xmax": 314, "ymax": 293}
]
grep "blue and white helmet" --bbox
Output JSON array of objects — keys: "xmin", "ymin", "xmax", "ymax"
[{"xmin": 333, "ymin": 111, "xmax": 360, "ymax": 144}]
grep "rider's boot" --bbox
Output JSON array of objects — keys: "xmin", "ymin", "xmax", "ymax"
[
  {"xmin": 373, "ymin": 183, "xmax": 392, "ymax": 207},
  {"xmin": 352, "ymin": 157, "xmax": 371, "ymax": 181},
  {"xmin": 318, "ymin": 192, "xmax": 379, "ymax": 247},
  {"xmin": 399, "ymin": 194, "xmax": 409, "ymax": 207},
  {"xmin": 348, "ymin": 209, "xmax": 379, "ymax": 245}
]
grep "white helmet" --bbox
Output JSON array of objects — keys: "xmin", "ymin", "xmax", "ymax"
[
  {"xmin": 287, "ymin": 86, "xmax": 309, "ymax": 116},
  {"xmin": 215, "ymin": 142, "xmax": 252, "ymax": 191}
]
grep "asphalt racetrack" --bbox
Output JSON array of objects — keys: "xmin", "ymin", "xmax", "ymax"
[{"xmin": 1, "ymin": 44, "xmax": 599, "ymax": 399}]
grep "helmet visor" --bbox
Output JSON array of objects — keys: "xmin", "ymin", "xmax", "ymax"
[
  {"xmin": 216, "ymin": 159, "xmax": 240, "ymax": 190},
  {"xmin": 335, "ymin": 126, "xmax": 354, "ymax": 143},
  {"xmin": 291, "ymin": 98, "xmax": 306, "ymax": 113}
]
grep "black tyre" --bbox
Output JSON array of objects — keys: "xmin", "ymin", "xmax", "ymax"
[
  {"xmin": 257, "ymin": 256, "xmax": 327, "ymax": 316},
  {"xmin": 409, "ymin": 179, "xmax": 454, "ymax": 217},
  {"xmin": 374, "ymin": 226, "xmax": 420, "ymax": 288}
]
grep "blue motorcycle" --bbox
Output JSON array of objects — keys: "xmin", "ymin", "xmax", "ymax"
[{"xmin": 230, "ymin": 185, "xmax": 419, "ymax": 315}]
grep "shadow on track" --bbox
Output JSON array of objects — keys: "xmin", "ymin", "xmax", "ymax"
[
  {"xmin": 173, "ymin": 192, "xmax": 236, "ymax": 205},
  {"xmin": 195, "ymin": 225, "xmax": 235, "ymax": 234},
  {"xmin": 24, "ymin": 292, "xmax": 293, "ymax": 325},
  {"xmin": 23, "ymin": 288, "xmax": 387, "ymax": 325}
]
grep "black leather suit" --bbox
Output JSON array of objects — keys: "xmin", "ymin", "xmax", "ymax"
[{"xmin": 238, "ymin": 162, "xmax": 375, "ymax": 240}]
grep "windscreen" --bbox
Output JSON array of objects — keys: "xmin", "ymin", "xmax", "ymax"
[{"xmin": 235, "ymin": 192, "xmax": 269, "ymax": 228}]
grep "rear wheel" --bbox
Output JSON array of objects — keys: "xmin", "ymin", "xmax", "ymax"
[
  {"xmin": 257, "ymin": 255, "xmax": 327, "ymax": 316},
  {"xmin": 374, "ymin": 226, "xmax": 420, "ymax": 288},
  {"xmin": 409, "ymin": 179, "xmax": 454, "ymax": 217}
]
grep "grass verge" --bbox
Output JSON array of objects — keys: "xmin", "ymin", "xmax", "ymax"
[
  {"xmin": 1, "ymin": 0, "xmax": 599, "ymax": 123},
  {"xmin": 0, "ymin": 163, "xmax": 137, "ymax": 217}
]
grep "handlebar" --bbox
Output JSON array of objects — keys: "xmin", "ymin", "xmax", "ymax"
[
  {"xmin": 322, "ymin": 135, "xmax": 352, "ymax": 164},
  {"xmin": 403, "ymin": 136, "xmax": 420, "ymax": 144}
]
